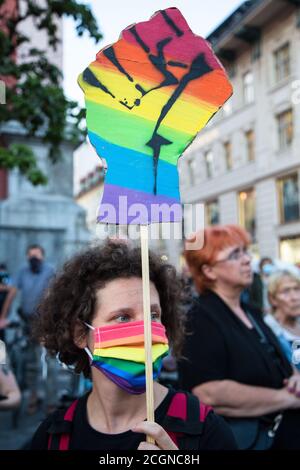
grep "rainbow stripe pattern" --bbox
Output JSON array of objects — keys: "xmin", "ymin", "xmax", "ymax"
[
  {"xmin": 91, "ymin": 321, "xmax": 169, "ymax": 394},
  {"xmin": 79, "ymin": 7, "xmax": 232, "ymax": 224}
]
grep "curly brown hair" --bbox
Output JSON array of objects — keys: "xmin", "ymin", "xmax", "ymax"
[{"xmin": 33, "ymin": 239, "xmax": 185, "ymax": 377}]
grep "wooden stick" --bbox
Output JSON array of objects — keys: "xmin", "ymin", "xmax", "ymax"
[{"xmin": 140, "ymin": 224, "xmax": 155, "ymax": 445}]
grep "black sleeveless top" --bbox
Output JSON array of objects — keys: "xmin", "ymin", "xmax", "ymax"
[{"xmin": 178, "ymin": 291, "xmax": 292, "ymax": 391}]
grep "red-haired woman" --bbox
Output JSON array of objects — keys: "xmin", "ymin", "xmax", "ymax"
[{"xmin": 178, "ymin": 225, "xmax": 300, "ymax": 450}]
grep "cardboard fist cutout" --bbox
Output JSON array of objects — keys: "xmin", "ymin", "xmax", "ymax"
[{"xmin": 79, "ymin": 7, "xmax": 232, "ymax": 224}]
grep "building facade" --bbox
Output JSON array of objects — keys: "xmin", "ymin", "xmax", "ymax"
[
  {"xmin": 179, "ymin": 0, "xmax": 300, "ymax": 264},
  {"xmin": 0, "ymin": 0, "xmax": 90, "ymax": 274},
  {"xmin": 76, "ymin": 163, "xmax": 105, "ymax": 235},
  {"xmin": 74, "ymin": 0, "xmax": 300, "ymax": 268},
  {"xmin": 0, "ymin": 123, "xmax": 90, "ymax": 275}
]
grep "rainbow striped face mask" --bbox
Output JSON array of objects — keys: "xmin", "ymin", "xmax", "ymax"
[{"xmin": 84, "ymin": 320, "xmax": 169, "ymax": 394}]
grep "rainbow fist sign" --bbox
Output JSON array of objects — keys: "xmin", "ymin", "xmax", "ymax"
[{"xmin": 79, "ymin": 7, "xmax": 232, "ymax": 224}]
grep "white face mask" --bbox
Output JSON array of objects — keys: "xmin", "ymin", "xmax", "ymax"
[{"xmin": 83, "ymin": 321, "xmax": 94, "ymax": 361}]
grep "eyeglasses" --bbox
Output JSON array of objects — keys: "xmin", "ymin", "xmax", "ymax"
[{"xmin": 214, "ymin": 247, "xmax": 251, "ymax": 264}]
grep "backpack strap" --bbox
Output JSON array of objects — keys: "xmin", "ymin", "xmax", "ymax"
[
  {"xmin": 47, "ymin": 399, "xmax": 78, "ymax": 450},
  {"xmin": 163, "ymin": 391, "xmax": 211, "ymax": 450},
  {"xmin": 47, "ymin": 393, "xmax": 212, "ymax": 451}
]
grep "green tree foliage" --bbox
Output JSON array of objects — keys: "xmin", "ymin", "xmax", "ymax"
[{"xmin": 0, "ymin": 0, "xmax": 102, "ymax": 185}]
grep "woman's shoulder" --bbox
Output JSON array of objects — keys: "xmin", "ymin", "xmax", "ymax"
[
  {"xmin": 242, "ymin": 300, "xmax": 263, "ymax": 317},
  {"xmin": 29, "ymin": 395, "xmax": 87, "ymax": 450},
  {"xmin": 187, "ymin": 293, "xmax": 232, "ymax": 331},
  {"xmin": 163, "ymin": 388, "xmax": 212, "ymax": 416},
  {"xmin": 264, "ymin": 314, "xmax": 299, "ymax": 341},
  {"xmin": 162, "ymin": 389, "xmax": 216, "ymax": 426},
  {"xmin": 29, "ymin": 413, "xmax": 56, "ymax": 449},
  {"xmin": 188, "ymin": 292, "xmax": 220, "ymax": 317},
  {"xmin": 264, "ymin": 313, "xmax": 282, "ymax": 334},
  {"xmin": 164, "ymin": 389, "xmax": 237, "ymax": 450}
]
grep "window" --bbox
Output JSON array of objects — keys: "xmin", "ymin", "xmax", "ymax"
[
  {"xmin": 297, "ymin": 9, "xmax": 300, "ymax": 29},
  {"xmin": 278, "ymin": 174, "xmax": 300, "ymax": 223},
  {"xmin": 251, "ymin": 40, "xmax": 261, "ymax": 62},
  {"xmin": 187, "ymin": 157, "xmax": 197, "ymax": 186},
  {"xmin": 224, "ymin": 141, "xmax": 233, "ymax": 170},
  {"xmin": 204, "ymin": 151, "xmax": 214, "ymax": 179},
  {"xmin": 0, "ymin": 169, "xmax": 8, "ymax": 200},
  {"xmin": 239, "ymin": 188, "xmax": 256, "ymax": 241},
  {"xmin": 0, "ymin": 80, "xmax": 5, "ymax": 105},
  {"xmin": 223, "ymin": 97, "xmax": 233, "ymax": 117},
  {"xmin": 80, "ymin": 177, "xmax": 87, "ymax": 192},
  {"xmin": 206, "ymin": 200, "xmax": 219, "ymax": 226},
  {"xmin": 274, "ymin": 43, "xmax": 290, "ymax": 83},
  {"xmin": 245, "ymin": 130, "xmax": 255, "ymax": 162},
  {"xmin": 227, "ymin": 62, "xmax": 236, "ymax": 79},
  {"xmin": 280, "ymin": 237, "xmax": 300, "ymax": 265},
  {"xmin": 277, "ymin": 110, "xmax": 293, "ymax": 150},
  {"xmin": 158, "ymin": 223, "xmax": 167, "ymax": 251},
  {"xmin": 243, "ymin": 71, "xmax": 254, "ymax": 104}
]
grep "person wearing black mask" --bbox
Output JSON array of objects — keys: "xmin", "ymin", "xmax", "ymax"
[
  {"xmin": 15, "ymin": 245, "xmax": 55, "ymax": 414},
  {"xmin": 28, "ymin": 256, "xmax": 43, "ymax": 274},
  {"xmin": 16, "ymin": 246, "xmax": 54, "ymax": 318}
]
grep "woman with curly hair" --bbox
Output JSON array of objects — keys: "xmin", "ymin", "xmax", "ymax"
[{"xmin": 29, "ymin": 239, "xmax": 236, "ymax": 451}]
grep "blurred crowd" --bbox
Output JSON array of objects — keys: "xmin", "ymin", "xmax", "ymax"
[
  {"xmin": 0, "ymin": 244, "xmax": 87, "ymax": 421},
  {"xmin": 0, "ymin": 225, "xmax": 300, "ymax": 450}
]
